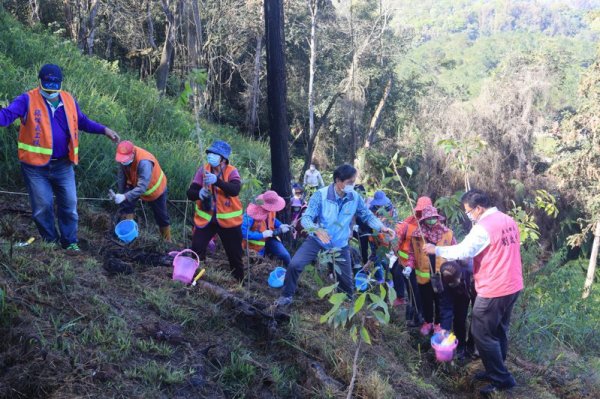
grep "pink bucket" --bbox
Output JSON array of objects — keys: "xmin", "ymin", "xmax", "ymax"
[
  {"xmin": 431, "ymin": 332, "xmax": 458, "ymax": 362},
  {"xmin": 169, "ymin": 249, "xmax": 200, "ymax": 284}
]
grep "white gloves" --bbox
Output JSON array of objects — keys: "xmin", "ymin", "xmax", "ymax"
[
  {"xmin": 114, "ymin": 193, "xmax": 126, "ymax": 204},
  {"xmin": 353, "ymin": 224, "xmax": 359, "ymax": 233},
  {"xmin": 199, "ymin": 188, "xmax": 211, "ymax": 199},
  {"xmin": 280, "ymin": 224, "xmax": 290, "ymax": 233},
  {"xmin": 204, "ymin": 172, "xmax": 217, "ymax": 185},
  {"xmin": 386, "ymin": 252, "xmax": 398, "ymax": 269},
  {"xmin": 262, "ymin": 230, "xmax": 274, "ymax": 238},
  {"xmin": 403, "ymin": 267, "xmax": 412, "ymax": 278}
]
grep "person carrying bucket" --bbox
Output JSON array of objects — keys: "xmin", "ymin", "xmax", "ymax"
[
  {"xmin": 0, "ymin": 64, "xmax": 120, "ymax": 251},
  {"xmin": 186, "ymin": 140, "xmax": 245, "ymax": 282},
  {"xmin": 424, "ymin": 190, "xmax": 522, "ymax": 397},
  {"xmin": 439, "ymin": 260, "xmax": 477, "ymax": 361},
  {"xmin": 406, "ymin": 205, "xmax": 456, "ymax": 336},
  {"xmin": 242, "ymin": 190, "xmax": 292, "ymax": 267},
  {"xmin": 111, "ymin": 140, "xmax": 171, "ymax": 241},
  {"xmin": 274, "ymin": 164, "xmax": 396, "ymax": 307}
]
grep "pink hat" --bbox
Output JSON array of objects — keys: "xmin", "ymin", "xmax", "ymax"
[
  {"xmin": 246, "ymin": 190, "xmax": 286, "ymax": 220},
  {"xmin": 115, "ymin": 140, "xmax": 135, "ymax": 163},
  {"xmin": 418, "ymin": 205, "xmax": 442, "ymax": 222},
  {"xmin": 256, "ymin": 190, "xmax": 285, "ymax": 212},
  {"xmin": 415, "ymin": 196, "xmax": 433, "ymax": 212},
  {"xmin": 247, "ymin": 203, "xmax": 269, "ymax": 221}
]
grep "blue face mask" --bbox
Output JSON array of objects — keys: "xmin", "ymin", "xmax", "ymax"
[
  {"xmin": 40, "ymin": 90, "xmax": 60, "ymax": 100},
  {"xmin": 343, "ymin": 184, "xmax": 354, "ymax": 194},
  {"xmin": 207, "ymin": 153, "xmax": 221, "ymax": 167}
]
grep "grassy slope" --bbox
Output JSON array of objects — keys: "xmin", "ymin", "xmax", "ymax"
[{"xmin": 0, "ymin": 10, "xmax": 270, "ymax": 203}]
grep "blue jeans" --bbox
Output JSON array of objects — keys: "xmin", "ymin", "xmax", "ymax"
[
  {"xmin": 21, "ymin": 159, "xmax": 78, "ymax": 247},
  {"xmin": 119, "ymin": 189, "xmax": 171, "ymax": 227},
  {"xmin": 282, "ymin": 237, "xmax": 353, "ymax": 298},
  {"xmin": 263, "ymin": 238, "xmax": 291, "ymax": 266}
]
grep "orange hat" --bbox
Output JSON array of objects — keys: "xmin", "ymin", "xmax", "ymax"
[{"xmin": 115, "ymin": 140, "xmax": 135, "ymax": 163}]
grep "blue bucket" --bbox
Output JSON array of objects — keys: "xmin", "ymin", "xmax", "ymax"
[
  {"xmin": 115, "ymin": 219, "xmax": 138, "ymax": 243},
  {"xmin": 268, "ymin": 267, "xmax": 286, "ymax": 288},
  {"xmin": 355, "ymin": 271, "xmax": 370, "ymax": 292}
]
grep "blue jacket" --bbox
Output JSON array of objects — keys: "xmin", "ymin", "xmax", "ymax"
[
  {"xmin": 301, "ymin": 184, "xmax": 383, "ymax": 249},
  {"xmin": 241, "ymin": 213, "xmax": 281, "ymax": 255}
]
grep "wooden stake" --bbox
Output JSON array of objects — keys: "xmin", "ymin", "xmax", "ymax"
[{"xmin": 582, "ymin": 221, "xmax": 600, "ymax": 299}]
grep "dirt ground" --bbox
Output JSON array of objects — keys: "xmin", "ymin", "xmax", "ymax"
[{"xmin": 0, "ymin": 193, "xmax": 597, "ymax": 399}]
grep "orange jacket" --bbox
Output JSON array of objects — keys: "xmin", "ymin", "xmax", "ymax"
[
  {"xmin": 243, "ymin": 212, "xmax": 276, "ymax": 252},
  {"xmin": 194, "ymin": 164, "xmax": 243, "ymax": 228},
  {"xmin": 18, "ymin": 88, "xmax": 79, "ymax": 166},
  {"xmin": 123, "ymin": 146, "xmax": 167, "ymax": 202}
]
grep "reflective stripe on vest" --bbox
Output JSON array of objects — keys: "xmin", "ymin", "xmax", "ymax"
[
  {"xmin": 144, "ymin": 170, "xmax": 165, "ymax": 197},
  {"xmin": 397, "ymin": 250, "xmax": 409, "ymax": 260},
  {"xmin": 17, "ymin": 142, "xmax": 53, "ymax": 155},
  {"xmin": 216, "ymin": 209, "xmax": 243, "ymax": 219},
  {"xmin": 415, "ymin": 269, "xmax": 430, "ymax": 278},
  {"xmin": 247, "ymin": 239, "xmax": 265, "ymax": 247},
  {"xmin": 195, "ymin": 205, "xmax": 212, "ymax": 222}
]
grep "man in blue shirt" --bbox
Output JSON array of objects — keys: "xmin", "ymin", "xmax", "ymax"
[
  {"xmin": 275, "ymin": 164, "xmax": 395, "ymax": 307},
  {"xmin": 0, "ymin": 64, "xmax": 120, "ymax": 250}
]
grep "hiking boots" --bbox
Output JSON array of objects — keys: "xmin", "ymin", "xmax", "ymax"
[
  {"xmin": 66, "ymin": 243, "xmax": 81, "ymax": 251},
  {"xmin": 473, "ymin": 371, "xmax": 492, "ymax": 382},
  {"xmin": 274, "ymin": 296, "xmax": 292, "ymax": 307},
  {"xmin": 479, "ymin": 379, "xmax": 516, "ymax": 398}
]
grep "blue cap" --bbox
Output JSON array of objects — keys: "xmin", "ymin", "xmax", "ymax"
[
  {"xmin": 206, "ymin": 140, "xmax": 232, "ymax": 160},
  {"xmin": 370, "ymin": 190, "xmax": 391, "ymax": 207},
  {"xmin": 38, "ymin": 64, "xmax": 63, "ymax": 91}
]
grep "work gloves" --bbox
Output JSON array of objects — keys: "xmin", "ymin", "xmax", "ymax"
[
  {"xmin": 204, "ymin": 172, "xmax": 217, "ymax": 185},
  {"xmin": 262, "ymin": 230, "xmax": 274, "ymax": 238},
  {"xmin": 403, "ymin": 266, "xmax": 412, "ymax": 278},
  {"xmin": 386, "ymin": 252, "xmax": 398, "ymax": 269},
  {"xmin": 109, "ymin": 189, "xmax": 126, "ymax": 205},
  {"xmin": 199, "ymin": 188, "xmax": 211, "ymax": 199},
  {"xmin": 280, "ymin": 224, "xmax": 291, "ymax": 233}
]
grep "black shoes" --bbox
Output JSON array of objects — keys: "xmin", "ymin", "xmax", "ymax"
[
  {"xmin": 479, "ymin": 379, "xmax": 516, "ymax": 398},
  {"xmin": 474, "ymin": 371, "xmax": 492, "ymax": 382}
]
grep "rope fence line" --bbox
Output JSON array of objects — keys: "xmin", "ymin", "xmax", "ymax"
[{"xmin": 0, "ymin": 189, "xmax": 191, "ymax": 203}]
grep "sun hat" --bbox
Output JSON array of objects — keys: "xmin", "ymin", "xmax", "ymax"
[
  {"xmin": 370, "ymin": 190, "xmax": 391, "ymax": 207},
  {"xmin": 418, "ymin": 205, "xmax": 443, "ymax": 222},
  {"xmin": 206, "ymin": 140, "xmax": 232, "ymax": 160},
  {"xmin": 415, "ymin": 196, "xmax": 433, "ymax": 212}
]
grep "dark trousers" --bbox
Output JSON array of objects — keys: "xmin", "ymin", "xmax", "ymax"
[
  {"xmin": 389, "ymin": 261, "xmax": 406, "ymax": 300},
  {"xmin": 405, "ymin": 268, "xmax": 423, "ymax": 323},
  {"xmin": 192, "ymin": 220, "xmax": 244, "ymax": 281},
  {"xmin": 282, "ymin": 237, "xmax": 352, "ymax": 298},
  {"xmin": 440, "ymin": 290, "xmax": 475, "ymax": 352},
  {"xmin": 419, "ymin": 281, "xmax": 441, "ymax": 324},
  {"xmin": 120, "ymin": 190, "xmax": 171, "ymax": 227},
  {"xmin": 471, "ymin": 291, "xmax": 520, "ymax": 387}
]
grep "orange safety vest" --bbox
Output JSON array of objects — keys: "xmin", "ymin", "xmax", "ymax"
[
  {"xmin": 194, "ymin": 164, "xmax": 243, "ymax": 228},
  {"xmin": 242, "ymin": 211, "xmax": 276, "ymax": 252},
  {"xmin": 18, "ymin": 88, "xmax": 79, "ymax": 166},
  {"xmin": 396, "ymin": 220, "xmax": 418, "ymax": 265},
  {"xmin": 123, "ymin": 146, "xmax": 167, "ymax": 202},
  {"xmin": 411, "ymin": 230, "xmax": 454, "ymax": 284}
]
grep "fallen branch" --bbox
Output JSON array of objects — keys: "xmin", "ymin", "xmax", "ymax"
[
  {"xmin": 196, "ymin": 280, "xmax": 290, "ymax": 322},
  {"xmin": 309, "ymin": 360, "xmax": 344, "ymax": 392}
]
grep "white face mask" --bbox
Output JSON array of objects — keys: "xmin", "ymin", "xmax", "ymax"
[
  {"xmin": 121, "ymin": 159, "xmax": 133, "ymax": 166},
  {"xmin": 41, "ymin": 90, "xmax": 60, "ymax": 100},
  {"xmin": 310, "ymin": 166, "xmax": 315, "ymax": 171},
  {"xmin": 343, "ymin": 184, "xmax": 354, "ymax": 194}
]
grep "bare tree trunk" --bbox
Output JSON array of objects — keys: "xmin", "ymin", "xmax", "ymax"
[
  {"xmin": 246, "ymin": 35, "xmax": 263, "ymax": 135},
  {"xmin": 156, "ymin": 0, "xmax": 180, "ymax": 94},
  {"xmin": 189, "ymin": 0, "xmax": 205, "ymax": 118},
  {"xmin": 264, "ymin": 0, "xmax": 292, "ymax": 204},
  {"xmin": 146, "ymin": 0, "xmax": 158, "ymax": 50},
  {"xmin": 364, "ymin": 76, "xmax": 392, "ymax": 149},
  {"xmin": 582, "ymin": 221, "xmax": 600, "ymax": 299},
  {"xmin": 300, "ymin": 92, "xmax": 341, "ymax": 180},
  {"xmin": 63, "ymin": 0, "xmax": 76, "ymax": 40},
  {"xmin": 29, "ymin": 0, "xmax": 41, "ymax": 24},
  {"xmin": 86, "ymin": 0, "xmax": 100, "ymax": 55},
  {"xmin": 346, "ymin": 319, "xmax": 364, "ymax": 399},
  {"xmin": 307, "ymin": 0, "xmax": 318, "ymax": 153}
]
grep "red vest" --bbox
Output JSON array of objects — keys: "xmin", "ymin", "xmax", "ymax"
[
  {"xmin": 243, "ymin": 212, "xmax": 276, "ymax": 251},
  {"xmin": 124, "ymin": 146, "xmax": 167, "ymax": 202},
  {"xmin": 194, "ymin": 164, "xmax": 243, "ymax": 228},
  {"xmin": 18, "ymin": 88, "xmax": 79, "ymax": 166},
  {"xmin": 473, "ymin": 211, "xmax": 523, "ymax": 298}
]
